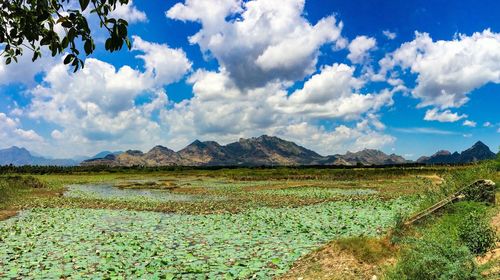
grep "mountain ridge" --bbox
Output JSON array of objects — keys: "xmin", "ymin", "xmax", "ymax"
[
  {"xmin": 0, "ymin": 146, "xmax": 78, "ymax": 166},
  {"xmin": 417, "ymin": 141, "xmax": 496, "ymax": 164},
  {"xmin": 81, "ymin": 136, "xmax": 497, "ymax": 167},
  {"xmin": 1, "ymin": 138, "xmax": 496, "ymax": 167}
]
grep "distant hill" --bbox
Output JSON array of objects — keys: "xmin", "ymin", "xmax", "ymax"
[
  {"xmin": 0, "ymin": 146, "xmax": 77, "ymax": 166},
  {"xmin": 326, "ymin": 149, "xmax": 409, "ymax": 166},
  {"xmin": 417, "ymin": 141, "xmax": 496, "ymax": 164},
  {"xmin": 82, "ymin": 135, "xmax": 408, "ymax": 167},
  {"xmin": 89, "ymin": 151, "xmax": 123, "ymax": 160}
]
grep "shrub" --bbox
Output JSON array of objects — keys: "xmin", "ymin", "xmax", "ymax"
[
  {"xmin": 0, "ymin": 176, "xmax": 47, "ymax": 207},
  {"xmin": 421, "ymin": 163, "xmax": 496, "ymax": 208},
  {"xmin": 385, "ymin": 239, "xmax": 481, "ymax": 280},
  {"xmin": 458, "ymin": 211, "xmax": 496, "ymax": 256}
]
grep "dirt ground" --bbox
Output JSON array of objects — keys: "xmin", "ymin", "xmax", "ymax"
[
  {"xmin": 0, "ymin": 210, "xmax": 18, "ymax": 221},
  {"xmin": 277, "ymin": 240, "xmax": 395, "ymax": 280}
]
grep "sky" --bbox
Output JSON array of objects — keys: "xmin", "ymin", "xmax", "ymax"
[{"xmin": 0, "ymin": 0, "xmax": 499, "ymax": 159}]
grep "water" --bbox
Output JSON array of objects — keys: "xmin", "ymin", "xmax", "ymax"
[{"xmin": 64, "ymin": 183, "xmax": 206, "ymax": 202}]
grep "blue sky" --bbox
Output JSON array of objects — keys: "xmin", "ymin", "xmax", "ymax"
[{"xmin": 0, "ymin": 0, "xmax": 499, "ymax": 159}]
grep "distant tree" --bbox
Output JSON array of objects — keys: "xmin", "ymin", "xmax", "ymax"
[{"xmin": 0, "ymin": 0, "xmax": 132, "ymax": 72}]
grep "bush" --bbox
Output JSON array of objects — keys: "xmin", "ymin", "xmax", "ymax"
[
  {"xmin": 385, "ymin": 239, "xmax": 481, "ymax": 280},
  {"xmin": 0, "ymin": 176, "xmax": 47, "ymax": 207},
  {"xmin": 458, "ymin": 211, "xmax": 496, "ymax": 255}
]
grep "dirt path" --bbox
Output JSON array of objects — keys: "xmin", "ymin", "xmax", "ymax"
[{"xmin": 277, "ymin": 239, "xmax": 395, "ymax": 280}]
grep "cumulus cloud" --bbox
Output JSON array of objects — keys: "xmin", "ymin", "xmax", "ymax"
[
  {"xmin": 26, "ymin": 58, "xmax": 164, "ymax": 151},
  {"xmin": 275, "ymin": 63, "xmax": 393, "ymax": 120},
  {"xmin": 483, "ymin": 122, "xmax": 492, "ymax": 127},
  {"xmin": 347, "ymin": 36, "xmax": 377, "ymax": 64},
  {"xmin": 380, "ymin": 29, "xmax": 500, "ymax": 109},
  {"xmin": 0, "ymin": 113, "xmax": 44, "ymax": 148},
  {"xmin": 132, "ymin": 36, "xmax": 192, "ymax": 85},
  {"xmin": 382, "ymin": 30, "xmax": 396, "ymax": 40},
  {"xmin": 111, "ymin": 0, "xmax": 147, "ymax": 23},
  {"xmin": 167, "ymin": 0, "xmax": 345, "ymax": 88},
  {"xmin": 22, "ymin": 37, "xmax": 191, "ymax": 157},
  {"xmin": 424, "ymin": 108, "xmax": 467, "ymax": 122}
]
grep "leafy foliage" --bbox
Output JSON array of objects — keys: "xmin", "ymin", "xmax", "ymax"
[
  {"xmin": 385, "ymin": 239, "xmax": 480, "ymax": 280},
  {"xmin": 420, "ymin": 162, "xmax": 495, "ymax": 208},
  {"xmin": 0, "ymin": 0, "xmax": 132, "ymax": 72},
  {"xmin": 458, "ymin": 211, "xmax": 496, "ymax": 256}
]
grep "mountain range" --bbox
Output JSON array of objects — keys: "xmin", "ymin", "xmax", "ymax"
[
  {"xmin": 416, "ymin": 141, "xmax": 497, "ymax": 164},
  {"xmin": 82, "ymin": 136, "xmax": 496, "ymax": 167},
  {"xmin": 0, "ymin": 136, "xmax": 497, "ymax": 167},
  {"xmin": 0, "ymin": 146, "xmax": 78, "ymax": 166}
]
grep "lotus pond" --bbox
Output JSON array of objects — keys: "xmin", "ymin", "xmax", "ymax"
[
  {"xmin": 0, "ymin": 172, "xmax": 429, "ymax": 279},
  {"xmin": 0, "ymin": 197, "xmax": 416, "ymax": 279}
]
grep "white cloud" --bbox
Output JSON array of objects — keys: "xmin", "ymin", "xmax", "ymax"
[
  {"xmin": 0, "ymin": 113, "xmax": 44, "ymax": 148},
  {"xmin": 0, "ymin": 49, "xmax": 58, "ymax": 86},
  {"xmin": 380, "ymin": 29, "xmax": 500, "ymax": 109},
  {"xmin": 382, "ymin": 30, "xmax": 396, "ymax": 40},
  {"xmin": 497, "ymin": 128, "xmax": 500, "ymax": 133},
  {"xmin": 26, "ymin": 58, "xmax": 163, "ymax": 145},
  {"xmin": 22, "ymin": 38, "xmax": 191, "ymax": 157},
  {"xmin": 463, "ymin": 120, "xmax": 477, "ymax": 127},
  {"xmin": 111, "ymin": 0, "xmax": 147, "ymax": 23},
  {"xmin": 275, "ymin": 63, "xmax": 393, "ymax": 120},
  {"xmin": 424, "ymin": 108, "xmax": 467, "ymax": 122},
  {"xmin": 347, "ymin": 36, "xmax": 377, "ymax": 64},
  {"xmin": 51, "ymin": 129, "xmax": 63, "ymax": 140},
  {"xmin": 132, "ymin": 36, "xmax": 192, "ymax": 85},
  {"xmin": 167, "ymin": 0, "xmax": 345, "ymax": 88},
  {"xmin": 483, "ymin": 121, "xmax": 492, "ymax": 127}
]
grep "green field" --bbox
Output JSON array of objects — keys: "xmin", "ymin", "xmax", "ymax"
[{"xmin": 0, "ymin": 164, "xmax": 498, "ymax": 279}]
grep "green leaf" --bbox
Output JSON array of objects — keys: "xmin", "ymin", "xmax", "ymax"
[
  {"xmin": 63, "ymin": 54, "xmax": 73, "ymax": 65},
  {"xmin": 79, "ymin": 0, "xmax": 91, "ymax": 11},
  {"xmin": 84, "ymin": 40, "xmax": 93, "ymax": 55},
  {"xmin": 61, "ymin": 21, "xmax": 72, "ymax": 29}
]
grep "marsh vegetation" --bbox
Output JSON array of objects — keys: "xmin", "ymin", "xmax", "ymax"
[{"xmin": 0, "ymin": 162, "xmax": 498, "ymax": 279}]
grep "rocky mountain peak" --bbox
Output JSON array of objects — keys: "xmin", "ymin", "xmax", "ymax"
[
  {"xmin": 149, "ymin": 145, "xmax": 175, "ymax": 154},
  {"xmin": 418, "ymin": 142, "xmax": 496, "ymax": 164}
]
